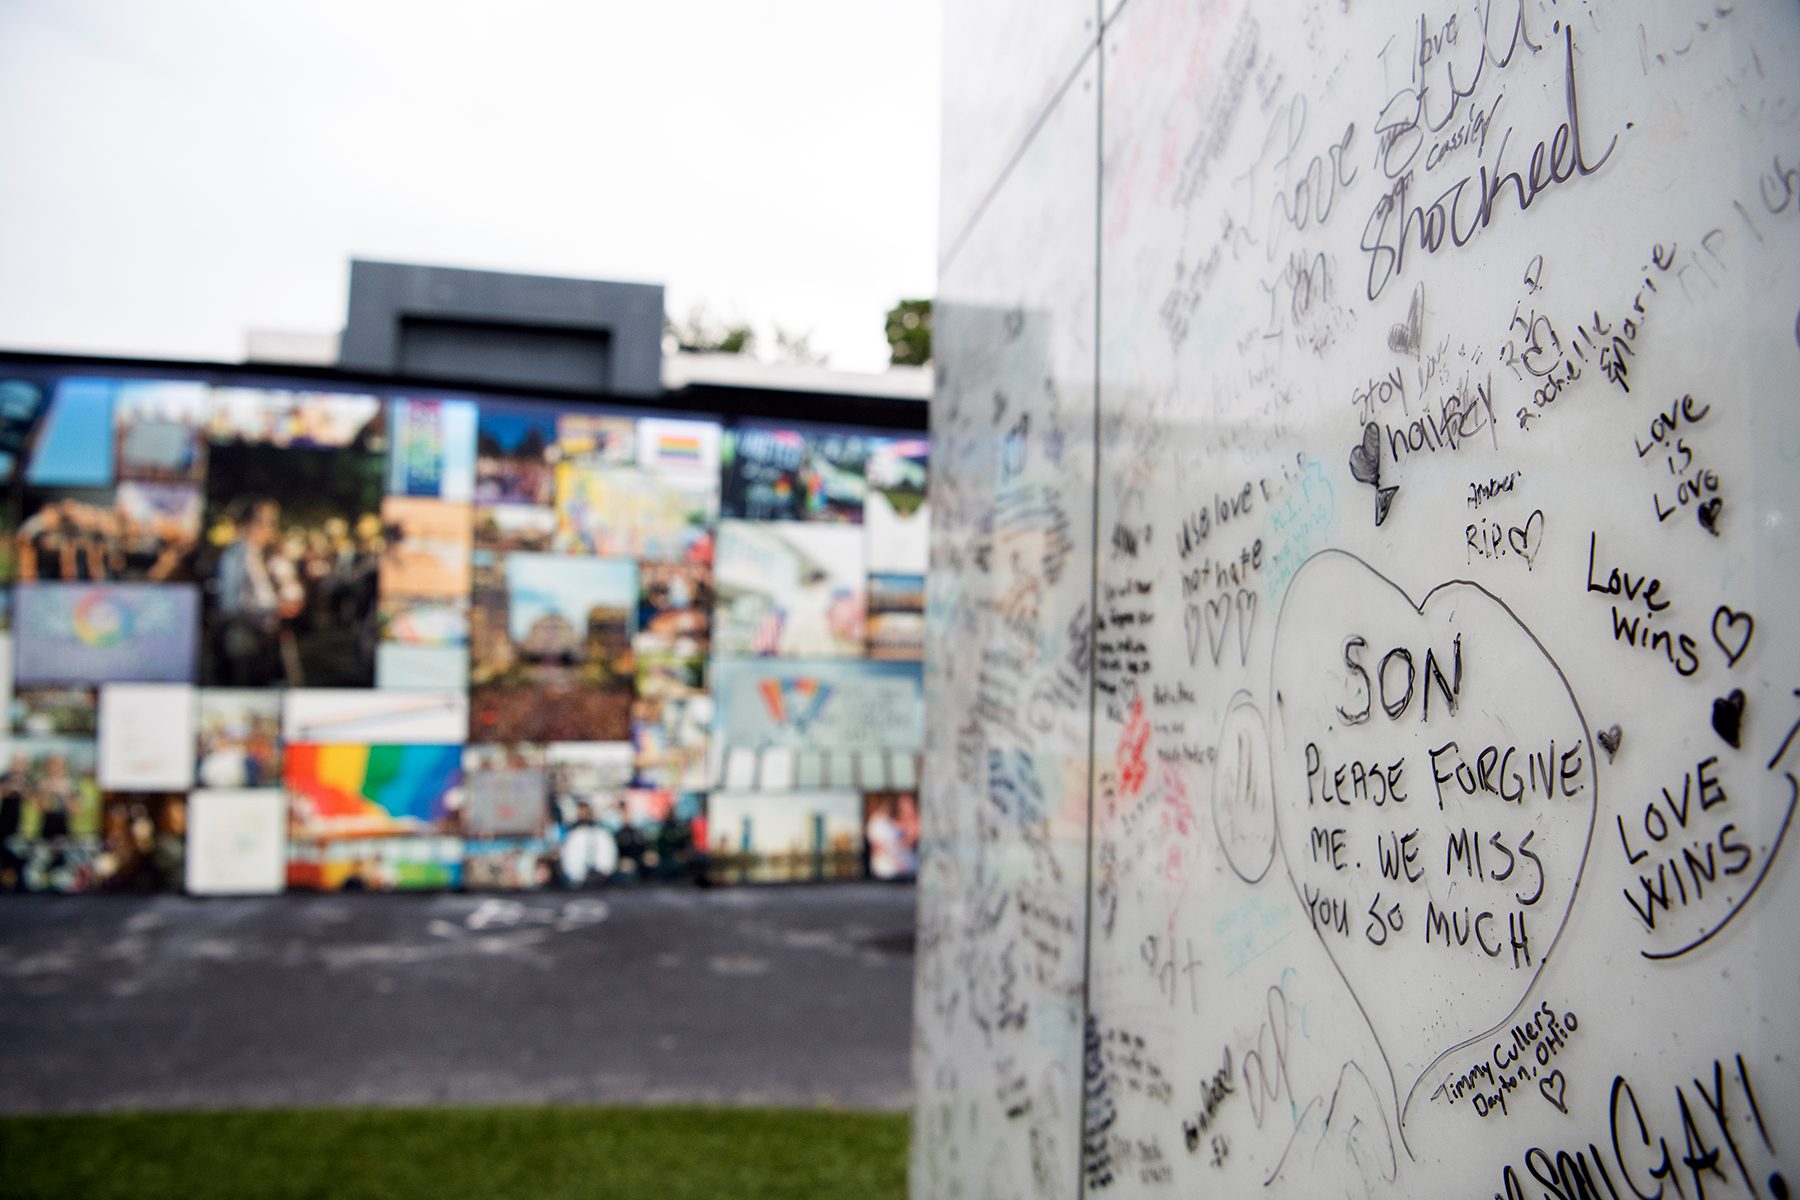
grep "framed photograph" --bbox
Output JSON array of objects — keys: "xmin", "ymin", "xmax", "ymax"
[
  {"xmin": 284, "ymin": 743, "xmax": 464, "ymax": 838},
  {"xmin": 867, "ymin": 572, "xmax": 925, "ymax": 660},
  {"xmin": 863, "ymin": 791, "xmax": 920, "ymax": 880},
  {"xmin": 714, "ymin": 521, "xmax": 866, "ymax": 658},
  {"xmin": 375, "ymin": 644, "xmax": 469, "ymax": 690},
  {"xmin": 195, "ymin": 689, "xmax": 283, "ymax": 789},
  {"xmin": 552, "ymin": 464, "xmax": 716, "ymax": 562},
  {"xmin": 282, "ymin": 688, "xmax": 469, "ymax": 744},
  {"xmin": 722, "ymin": 428, "xmax": 870, "ymax": 523},
  {"xmin": 13, "ymin": 583, "xmax": 200, "ymax": 684},
  {"xmin": 98, "ymin": 793, "xmax": 188, "ymax": 892},
  {"xmin": 2, "ymin": 737, "xmax": 103, "ymax": 893},
  {"xmin": 711, "ymin": 659, "xmax": 923, "ymax": 751},
  {"xmin": 114, "ymin": 380, "xmax": 210, "ymax": 484},
  {"xmin": 474, "ymin": 401, "xmax": 558, "ymax": 505},
  {"xmin": 209, "ymin": 388, "xmax": 383, "ymax": 450},
  {"xmin": 185, "ymin": 789, "xmax": 286, "ymax": 895},
  {"xmin": 706, "ymin": 791, "xmax": 864, "ymax": 883},
  {"xmin": 469, "ymin": 554, "xmax": 636, "ymax": 743},
  {"xmin": 26, "ymin": 377, "xmax": 114, "ymax": 488},
  {"xmin": 637, "ymin": 418, "xmax": 721, "ymax": 478},
  {"xmin": 387, "ymin": 397, "xmax": 477, "ymax": 501},
  {"xmin": 98, "ymin": 683, "xmax": 198, "ymax": 791},
  {"xmin": 12, "ymin": 684, "xmax": 98, "ymax": 737},
  {"xmin": 864, "ymin": 438, "xmax": 929, "ymax": 573},
  {"xmin": 378, "ymin": 497, "xmax": 473, "ymax": 598},
  {"xmin": 200, "ymin": 438, "xmax": 385, "ymax": 688}
]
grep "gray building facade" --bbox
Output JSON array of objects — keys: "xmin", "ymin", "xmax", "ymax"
[{"xmin": 339, "ymin": 260, "xmax": 663, "ymax": 397}]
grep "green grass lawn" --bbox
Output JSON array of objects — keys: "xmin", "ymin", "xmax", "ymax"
[{"xmin": 0, "ymin": 1106, "xmax": 910, "ymax": 1200}]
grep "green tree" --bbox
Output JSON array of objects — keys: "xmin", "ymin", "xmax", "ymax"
[
  {"xmin": 773, "ymin": 325, "xmax": 829, "ymax": 367},
  {"xmin": 884, "ymin": 298, "xmax": 931, "ymax": 366},
  {"xmin": 665, "ymin": 306, "xmax": 754, "ymax": 355}
]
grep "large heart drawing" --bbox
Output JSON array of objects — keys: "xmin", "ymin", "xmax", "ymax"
[{"xmin": 1268, "ymin": 551, "xmax": 1598, "ymax": 1122}]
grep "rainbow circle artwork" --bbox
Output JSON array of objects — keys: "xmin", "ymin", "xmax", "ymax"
[{"xmin": 72, "ymin": 591, "xmax": 129, "ymax": 647}]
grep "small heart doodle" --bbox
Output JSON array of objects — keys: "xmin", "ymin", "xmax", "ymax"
[
  {"xmin": 1596, "ymin": 725, "xmax": 1622, "ymax": 760},
  {"xmin": 1348, "ymin": 423, "xmax": 1398, "ymax": 527},
  {"xmin": 1697, "ymin": 497, "xmax": 1723, "ymax": 536},
  {"xmin": 1204, "ymin": 595, "xmax": 1233, "ymax": 666},
  {"xmin": 1234, "ymin": 589, "xmax": 1258, "ymax": 666},
  {"xmin": 1388, "ymin": 282, "xmax": 1424, "ymax": 357},
  {"xmin": 1712, "ymin": 689, "xmax": 1747, "ymax": 749},
  {"xmin": 1539, "ymin": 1069, "xmax": 1569, "ymax": 1115},
  {"xmin": 1349, "ymin": 423, "xmax": 1382, "ymax": 486},
  {"xmin": 1506, "ymin": 509, "xmax": 1546, "ymax": 569},
  {"xmin": 1712, "ymin": 606, "xmax": 1754, "ymax": 669},
  {"xmin": 1184, "ymin": 603, "xmax": 1203, "ymax": 668}
]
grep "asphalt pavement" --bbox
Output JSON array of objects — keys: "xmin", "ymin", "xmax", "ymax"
[{"xmin": 0, "ymin": 883, "xmax": 916, "ymax": 1114}]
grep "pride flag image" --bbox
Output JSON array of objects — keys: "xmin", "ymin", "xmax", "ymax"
[
  {"xmin": 756, "ymin": 676, "xmax": 833, "ymax": 735},
  {"xmin": 284, "ymin": 744, "xmax": 463, "ymax": 835},
  {"xmin": 657, "ymin": 432, "xmax": 703, "ymax": 462}
]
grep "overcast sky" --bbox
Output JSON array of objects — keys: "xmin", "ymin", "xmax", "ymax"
[{"xmin": 0, "ymin": 1, "xmax": 941, "ymax": 373}]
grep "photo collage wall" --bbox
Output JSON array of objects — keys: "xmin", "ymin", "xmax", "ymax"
[{"xmin": 0, "ymin": 369, "xmax": 926, "ymax": 894}]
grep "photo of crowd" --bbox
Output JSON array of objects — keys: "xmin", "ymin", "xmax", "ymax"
[
  {"xmin": 200, "ymin": 440, "xmax": 387, "ymax": 688},
  {"xmin": 13, "ymin": 487, "xmax": 199, "ymax": 583},
  {"xmin": 469, "ymin": 553, "xmax": 637, "ymax": 743},
  {"xmin": 0, "ymin": 740, "xmax": 102, "ymax": 893},
  {"xmin": 555, "ymin": 789, "xmax": 707, "ymax": 887},
  {"xmin": 98, "ymin": 793, "xmax": 187, "ymax": 893}
]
